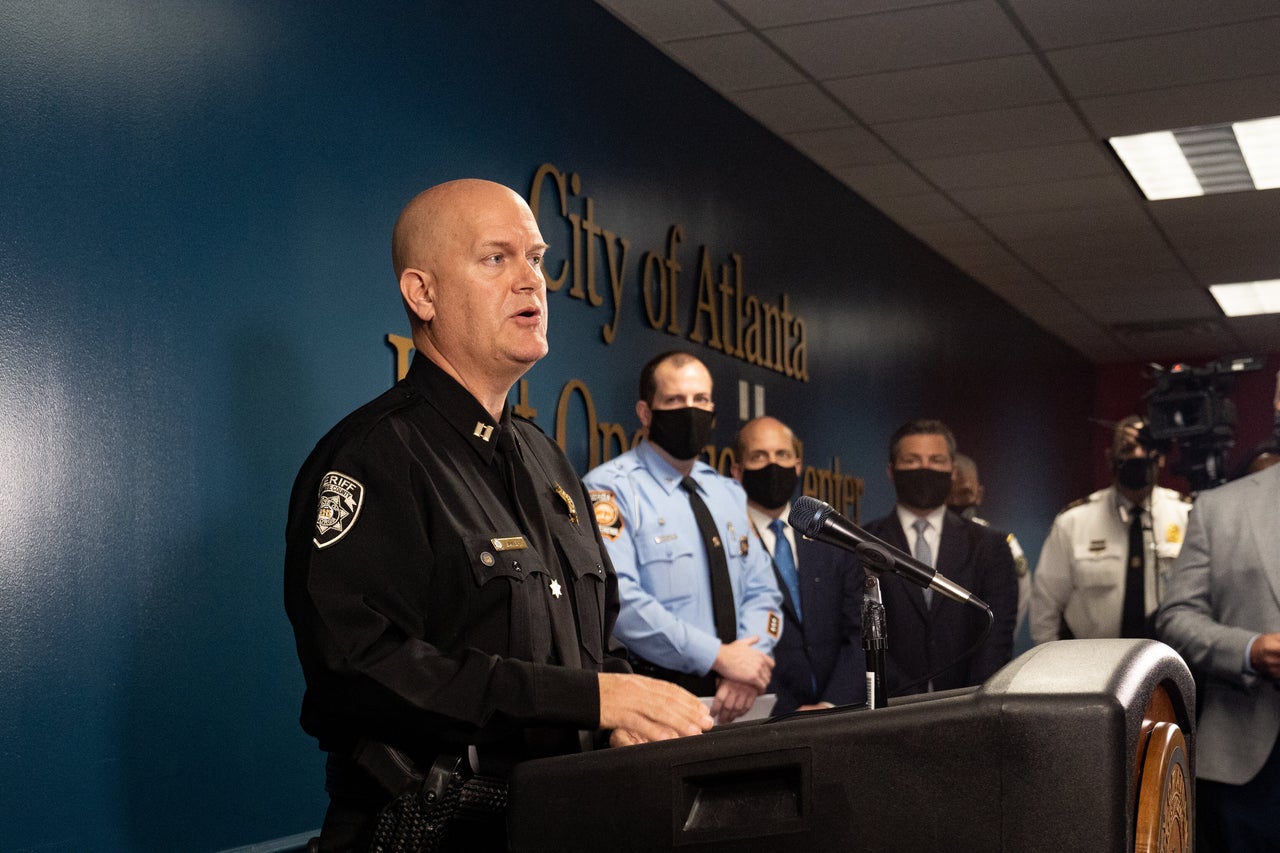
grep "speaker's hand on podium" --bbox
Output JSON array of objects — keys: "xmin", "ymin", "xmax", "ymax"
[{"xmin": 598, "ymin": 672, "xmax": 713, "ymax": 746}]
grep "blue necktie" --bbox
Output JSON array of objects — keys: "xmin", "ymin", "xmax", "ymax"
[
  {"xmin": 770, "ymin": 518, "xmax": 802, "ymax": 621},
  {"xmin": 913, "ymin": 518, "xmax": 934, "ymax": 607}
]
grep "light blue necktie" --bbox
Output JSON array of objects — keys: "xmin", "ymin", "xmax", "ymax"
[
  {"xmin": 913, "ymin": 518, "xmax": 934, "ymax": 607},
  {"xmin": 770, "ymin": 518, "xmax": 802, "ymax": 621}
]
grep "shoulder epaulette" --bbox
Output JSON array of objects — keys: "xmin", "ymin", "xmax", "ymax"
[
  {"xmin": 512, "ymin": 412, "xmax": 547, "ymax": 435},
  {"xmin": 1062, "ymin": 497, "xmax": 1089, "ymax": 513}
]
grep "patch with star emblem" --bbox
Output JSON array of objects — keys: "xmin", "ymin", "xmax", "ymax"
[
  {"xmin": 313, "ymin": 471, "xmax": 364, "ymax": 549},
  {"xmin": 589, "ymin": 490, "xmax": 623, "ymax": 540}
]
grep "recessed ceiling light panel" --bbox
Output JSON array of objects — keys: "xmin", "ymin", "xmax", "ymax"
[
  {"xmin": 1209, "ymin": 280, "xmax": 1280, "ymax": 317},
  {"xmin": 1111, "ymin": 115, "xmax": 1280, "ymax": 200}
]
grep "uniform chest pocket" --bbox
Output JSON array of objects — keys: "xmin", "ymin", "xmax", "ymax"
[
  {"xmin": 559, "ymin": 533, "xmax": 609, "ymax": 664},
  {"xmin": 635, "ymin": 533, "xmax": 700, "ymax": 603},
  {"xmin": 1071, "ymin": 545, "xmax": 1123, "ymax": 588},
  {"xmin": 464, "ymin": 534, "xmax": 545, "ymax": 587}
]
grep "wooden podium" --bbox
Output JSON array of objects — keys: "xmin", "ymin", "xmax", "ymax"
[{"xmin": 507, "ymin": 639, "xmax": 1194, "ymax": 852}]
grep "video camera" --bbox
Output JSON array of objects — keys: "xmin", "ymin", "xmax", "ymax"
[{"xmin": 1141, "ymin": 356, "xmax": 1263, "ymax": 491}]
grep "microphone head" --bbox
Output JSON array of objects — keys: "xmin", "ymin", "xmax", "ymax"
[{"xmin": 788, "ymin": 496, "xmax": 834, "ymax": 537}]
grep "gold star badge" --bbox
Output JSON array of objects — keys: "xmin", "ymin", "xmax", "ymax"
[{"xmin": 549, "ymin": 579, "xmax": 563, "ymax": 598}]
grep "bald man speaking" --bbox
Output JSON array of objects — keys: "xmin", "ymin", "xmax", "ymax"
[{"xmin": 285, "ymin": 180, "xmax": 711, "ymax": 850}]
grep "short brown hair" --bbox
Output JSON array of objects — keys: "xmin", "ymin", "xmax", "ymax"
[
  {"xmin": 888, "ymin": 418, "xmax": 956, "ymax": 464},
  {"xmin": 638, "ymin": 350, "xmax": 702, "ymax": 405}
]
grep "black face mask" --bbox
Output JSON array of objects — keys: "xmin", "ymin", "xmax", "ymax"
[
  {"xmin": 741, "ymin": 463, "xmax": 800, "ymax": 510},
  {"xmin": 647, "ymin": 406, "xmax": 715, "ymax": 461},
  {"xmin": 892, "ymin": 467, "xmax": 953, "ymax": 511},
  {"xmin": 1115, "ymin": 457, "xmax": 1156, "ymax": 491}
]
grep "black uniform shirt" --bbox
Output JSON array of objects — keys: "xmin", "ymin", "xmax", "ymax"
[{"xmin": 284, "ymin": 354, "xmax": 627, "ymax": 765}]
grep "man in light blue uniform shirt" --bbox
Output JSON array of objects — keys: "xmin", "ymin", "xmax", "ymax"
[{"xmin": 584, "ymin": 351, "xmax": 782, "ymax": 723}]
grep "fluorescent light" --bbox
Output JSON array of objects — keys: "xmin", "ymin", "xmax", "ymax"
[
  {"xmin": 1109, "ymin": 132, "xmax": 1203, "ymax": 200},
  {"xmin": 1233, "ymin": 116, "xmax": 1280, "ymax": 190},
  {"xmin": 1110, "ymin": 115, "xmax": 1280, "ymax": 200},
  {"xmin": 1209, "ymin": 280, "xmax": 1280, "ymax": 316}
]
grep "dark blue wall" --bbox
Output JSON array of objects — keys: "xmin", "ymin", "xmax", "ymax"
[{"xmin": 0, "ymin": 2, "xmax": 1093, "ymax": 849}]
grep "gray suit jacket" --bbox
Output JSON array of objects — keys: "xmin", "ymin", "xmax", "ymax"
[{"xmin": 1156, "ymin": 463, "xmax": 1280, "ymax": 785}]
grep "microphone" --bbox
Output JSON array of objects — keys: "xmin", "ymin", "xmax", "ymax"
[{"xmin": 788, "ymin": 496, "xmax": 990, "ymax": 612}]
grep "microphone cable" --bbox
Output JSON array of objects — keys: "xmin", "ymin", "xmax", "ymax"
[{"xmin": 887, "ymin": 599, "xmax": 994, "ymax": 698}]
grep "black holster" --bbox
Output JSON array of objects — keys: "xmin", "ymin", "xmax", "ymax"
[{"xmin": 354, "ymin": 740, "xmax": 508, "ymax": 853}]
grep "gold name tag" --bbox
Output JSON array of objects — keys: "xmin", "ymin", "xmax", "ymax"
[{"xmin": 491, "ymin": 536, "xmax": 528, "ymax": 551}]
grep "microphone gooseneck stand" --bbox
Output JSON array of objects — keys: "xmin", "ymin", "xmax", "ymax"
[{"xmin": 861, "ymin": 569, "xmax": 888, "ymax": 710}]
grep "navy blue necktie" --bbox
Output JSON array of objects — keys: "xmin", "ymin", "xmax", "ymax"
[{"xmin": 770, "ymin": 518, "xmax": 802, "ymax": 621}]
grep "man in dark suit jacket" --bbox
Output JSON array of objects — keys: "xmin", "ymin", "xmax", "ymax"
[
  {"xmin": 862, "ymin": 419, "xmax": 1017, "ymax": 696},
  {"xmin": 732, "ymin": 417, "xmax": 866, "ymax": 715}
]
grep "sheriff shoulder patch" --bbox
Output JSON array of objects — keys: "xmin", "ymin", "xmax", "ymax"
[
  {"xmin": 313, "ymin": 471, "xmax": 364, "ymax": 549},
  {"xmin": 589, "ymin": 489, "xmax": 623, "ymax": 540}
]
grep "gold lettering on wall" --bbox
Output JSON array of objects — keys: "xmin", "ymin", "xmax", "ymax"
[
  {"xmin": 529, "ymin": 163, "xmax": 630, "ymax": 344},
  {"xmin": 388, "ymin": 334, "xmax": 414, "ymax": 381},
  {"xmin": 528, "ymin": 163, "xmax": 809, "ymax": 381},
  {"xmin": 804, "ymin": 458, "xmax": 864, "ymax": 523}
]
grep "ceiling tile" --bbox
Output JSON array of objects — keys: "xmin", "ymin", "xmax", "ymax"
[
  {"xmin": 1046, "ymin": 18, "xmax": 1280, "ymax": 98},
  {"xmin": 826, "ymin": 55, "xmax": 1060, "ymax": 124},
  {"xmin": 1079, "ymin": 74, "xmax": 1280, "ymax": 138},
  {"xmin": 595, "ymin": 0, "xmax": 744, "ymax": 40},
  {"xmin": 1151, "ymin": 191, "xmax": 1280, "ymax": 234},
  {"xmin": 979, "ymin": 204, "xmax": 1154, "ymax": 242},
  {"xmin": 914, "ymin": 142, "xmax": 1114, "ymax": 190},
  {"xmin": 950, "ymin": 174, "xmax": 1138, "ymax": 216},
  {"xmin": 729, "ymin": 83, "xmax": 851, "ymax": 132},
  {"xmin": 1009, "ymin": 0, "xmax": 1280, "ymax": 49},
  {"xmin": 866, "ymin": 190, "xmax": 970, "ymax": 225},
  {"xmin": 873, "ymin": 102, "xmax": 1091, "ymax": 160},
  {"xmin": 1227, "ymin": 316, "xmax": 1280, "ymax": 355},
  {"xmin": 1106, "ymin": 320, "xmax": 1242, "ymax": 362},
  {"xmin": 664, "ymin": 31, "xmax": 805, "ymax": 91},
  {"xmin": 1056, "ymin": 270, "xmax": 1203, "ymax": 297},
  {"xmin": 786, "ymin": 125, "xmax": 898, "ymax": 167},
  {"xmin": 904, "ymin": 218, "xmax": 1001, "ymax": 252},
  {"xmin": 1073, "ymin": 287, "xmax": 1219, "ymax": 324},
  {"xmin": 1180, "ymin": 238, "xmax": 1280, "ymax": 285},
  {"xmin": 831, "ymin": 161, "xmax": 935, "ymax": 198},
  {"xmin": 1009, "ymin": 231, "xmax": 1185, "ymax": 277},
  {"xmin": 725, "ymin": 0, "xmax": 942, "ymax": 29},
  {"xmin": 766, "ymin": 0, "xmax": 1027, "ymax": 79}
]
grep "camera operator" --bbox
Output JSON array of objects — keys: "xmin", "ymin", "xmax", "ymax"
[{"xmin": 1028, "ymin": 416, "xmax": 1192, "ymax": 644}]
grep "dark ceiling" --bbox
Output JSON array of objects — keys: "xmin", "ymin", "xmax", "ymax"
[{"xmin": 595, "ymin": 0, "xmax": 1280, "ymax": 364}]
